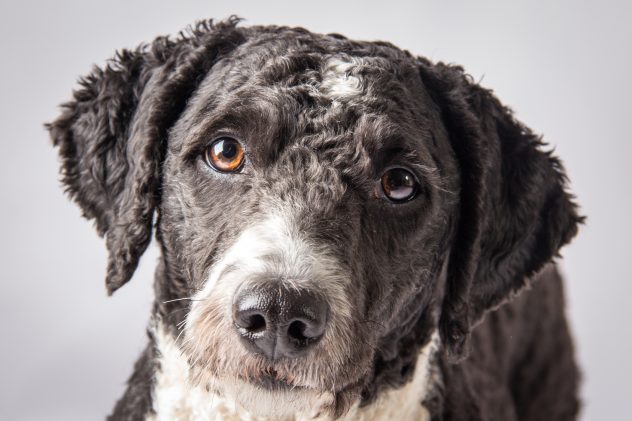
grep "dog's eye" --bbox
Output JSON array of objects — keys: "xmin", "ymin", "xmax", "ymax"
[
  {"xmin": 204, "ymin": 137, "xmax": 245, "ymax": 172},
  {"xmin": 380, "ymin": 168, "xmax": 418, "ymax": 202}
]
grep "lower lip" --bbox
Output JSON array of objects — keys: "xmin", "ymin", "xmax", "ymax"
[{"xmin": 250, "ymin": 375, "xmax": 302, "ymax": 391}]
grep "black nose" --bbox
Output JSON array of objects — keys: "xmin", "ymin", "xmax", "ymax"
[{"xmin": 232, "ymin": 284, "xmax": 329, "ymax": 360}]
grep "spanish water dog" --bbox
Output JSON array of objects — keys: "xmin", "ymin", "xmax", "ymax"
[{"xmin": 48, "ymin": 17, "xmax": 582, "ymax": 421}]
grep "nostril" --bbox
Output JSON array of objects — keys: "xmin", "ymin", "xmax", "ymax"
[
  {"xmin": 245, "ymin": 314, "xmax": 266, "ymax": 333},
  {"xmin": 287, "ymin": 317, "xmax": 326, "ymax": 346},
  {"xmin": 235, "ymin": 310, "xmax": 268, "ymax": 334},
  {"xmin": 288, "ymin": 320, "xmax": 309, "ymax": 342}
]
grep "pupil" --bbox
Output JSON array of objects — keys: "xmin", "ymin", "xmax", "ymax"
[{"xmin": 222, "ymin": 141, "xmax": 237, "ymax": 159}]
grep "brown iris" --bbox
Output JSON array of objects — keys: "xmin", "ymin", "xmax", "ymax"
[
  {"xmin": 380, "ymin": 167, "xmax": 418, "ymax": 202},
  {"xmin": 204, "ymin": 137, "xmax": 245, "ymax": 172}
]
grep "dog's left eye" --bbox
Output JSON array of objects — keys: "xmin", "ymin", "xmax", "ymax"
[
  {"xmin": 379, "ymin": 167, "xmax": 418, "ymax": 202},
  {"xmin": 204, "ymin": 137, "xmax": 245, "ymax": 172}
]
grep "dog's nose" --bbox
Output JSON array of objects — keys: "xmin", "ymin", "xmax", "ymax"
[{"xmin": 232, "ymin": 284, "xmax": 329, "ymax": 360}]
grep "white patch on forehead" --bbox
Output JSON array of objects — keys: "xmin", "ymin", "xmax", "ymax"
[
  {"xmin": 148, "ymin": 324, "xmax": 439, "ymax": 421},
  {"xmin": 320, "ymin": 57, "xmax": 363, "ymax": 100}
]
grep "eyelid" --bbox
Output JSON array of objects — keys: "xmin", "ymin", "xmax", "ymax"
[{"xmin": 181, "ymin": 128, "xmax": 244, "ymax": 163}]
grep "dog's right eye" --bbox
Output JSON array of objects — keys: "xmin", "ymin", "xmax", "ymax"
[{"xmin": 204, "ymin": 137, "xmax": 245, "ymax": 172}]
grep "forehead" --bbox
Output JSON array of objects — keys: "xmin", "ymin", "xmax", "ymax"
[{"xmin": 175, "ymin": 29, "xmax": 441, "ymax": 168}]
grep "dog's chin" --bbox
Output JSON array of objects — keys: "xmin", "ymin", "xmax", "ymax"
[{"xmin": 211, "ymin": 376, "xmax": 336, "ymax": 418}]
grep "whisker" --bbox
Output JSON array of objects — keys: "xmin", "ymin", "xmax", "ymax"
[
  {"xmin": 175, "ymin": 325, "xmax": 187, "ymax": 343},
  {"xmin": 162, "ymin": 297, "xmax": 207, "ymax": 304}
]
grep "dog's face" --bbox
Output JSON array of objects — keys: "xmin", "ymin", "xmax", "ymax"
[
  {"xmin": 49, "ymin": 19, "xmax": 581, "ymax": 418},
  {"xmin": 157, "ymin": 39, "xmax": 458, "ymax": 412}
]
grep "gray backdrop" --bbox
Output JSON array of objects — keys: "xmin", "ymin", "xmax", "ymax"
[{"xmin": 0, "ymin": 0, "xmax": 629, "ymax": 420}]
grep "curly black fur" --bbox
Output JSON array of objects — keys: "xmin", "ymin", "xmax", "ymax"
[
  {"xmin": 47, "ymin": 17, "xmax": 247, "ymax": 294},
  {"xmin": 417, "ymin": 59, "xmax": 583, "ymax": 359},
  {"xmin": 49, "ymin": 18, "xmax": 581, "ymax": 420}
]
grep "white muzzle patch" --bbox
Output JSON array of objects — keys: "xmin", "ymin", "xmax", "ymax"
[{"xmin": 149, "ymin": 324, "xmax": 439, "ymax": 421}]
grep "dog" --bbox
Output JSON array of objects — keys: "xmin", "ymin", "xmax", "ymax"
[{"xmin": 48, "ymin": 17, "xmax": 582, "ymax": 421}]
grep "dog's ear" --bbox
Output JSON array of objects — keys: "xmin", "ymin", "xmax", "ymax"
[
  {"xmin": 48, "ymin": 18, "xmax": 246, "ymax": 295},
  {"xmin": 417, "ymin": 59, "xmax": 583, "ymax": 359}
]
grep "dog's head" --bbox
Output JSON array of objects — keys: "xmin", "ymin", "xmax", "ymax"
[{"xmin": 49, "ymin": 18, "xmax": 581, "ymax": 417}]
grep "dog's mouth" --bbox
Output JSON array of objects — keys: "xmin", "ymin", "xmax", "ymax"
[
  {"xmin": 237, "ymin": 367, "xmax": 308, "ymax": 392},
  {"xmin": 249, "ymin": 372, "xmax": 303, "ymax": 391}
]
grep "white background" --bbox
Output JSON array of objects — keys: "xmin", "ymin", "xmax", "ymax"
[{"xmin": 0, "ymin": 1, "xmax": 629, "ymax": 420}]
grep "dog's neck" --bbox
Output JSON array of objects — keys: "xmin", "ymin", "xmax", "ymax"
[{"xmin": 147, "ymin": 323, "xmax": 439, "ymax": 421}]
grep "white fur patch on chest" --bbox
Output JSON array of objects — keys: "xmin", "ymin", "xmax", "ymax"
[{"xmin": 148, "ymin": 324, "xmax": 439, "ymax": 421}]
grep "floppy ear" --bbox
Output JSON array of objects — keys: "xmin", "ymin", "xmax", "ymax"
[
  {"xmin": 48, "ymin": 18, "xmax": 246, "ymax": 295},
  {"xmin": 417, "ymin": 59, "xmax": 583, "ymax": 359}
]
